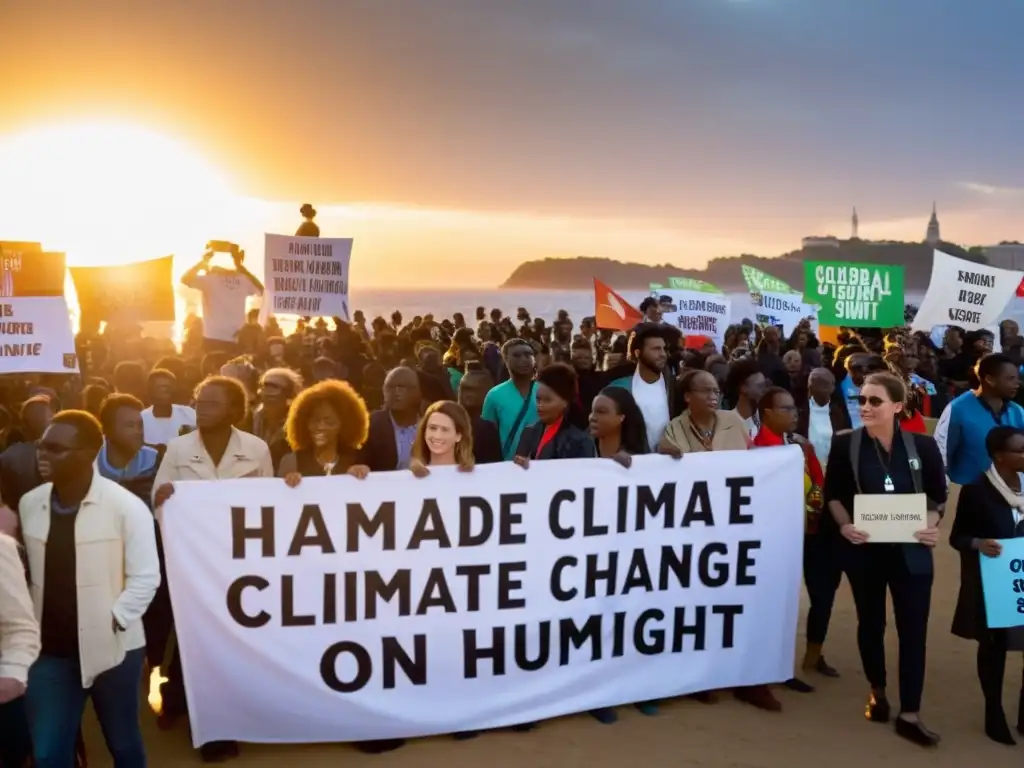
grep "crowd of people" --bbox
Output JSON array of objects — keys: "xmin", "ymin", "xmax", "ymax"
[{"xmin": 2, "ymin": 234, "xmax": 1024, "ymax": 766}]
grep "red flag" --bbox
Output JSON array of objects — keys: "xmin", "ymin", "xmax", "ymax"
[
  {"xmin": 1016, "ymin": 276, "xmax": 1024, "ymax": 298},
  {"xmin": 594, "ymin": 279, "xmax": 644, "ymax": 331}
]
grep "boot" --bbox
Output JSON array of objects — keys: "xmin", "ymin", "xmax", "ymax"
[{"xmin": 986, "ymin": 703, "xmax": 1015, "ymax": 745}]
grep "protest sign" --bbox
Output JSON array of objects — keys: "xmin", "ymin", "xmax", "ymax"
[
  {"xmin": 161, "ymin": 450, "xmax": 804, "ymax": 746},
  {"xmin": 911, "ymin": 250, "xmax": 1022, "ymax": 332},
  {"xmin": 0, "ymin": 249, "xmax": 77, "ymax": 373},
  {"xmin": 71, "ymin": 255, "xmax": 175, "ymax": 324},
  {"xmin": 853, "ymin": 494, "xmax": 926, "ymax": 544},
  {"xmin": 980, "ymin": 538, "xmax": 1024, "ymax": 629},
  {"xmin": 261, "ymin": 234, "xmax": 352, "ymax": 321},
  {"xmin": 804, "ymin": 261, "xmax": 904, "ymax": 327},
  {"xmin": 741, "ymin": 265, "xmax": 818, "ymax": 334},
  {"xmin": 657, "ymin": 278, "xmax": 730, "ymax": 350}
]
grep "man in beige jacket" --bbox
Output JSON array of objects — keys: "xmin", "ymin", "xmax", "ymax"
[{"xmin": 0, "ymin": 529, "xmax": 40, "ymax": 766}]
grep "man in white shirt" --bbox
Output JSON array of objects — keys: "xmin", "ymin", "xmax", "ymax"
[
  {"xmin": 140, "ymin": 369, "xmax": 196, "ymax": 448},
  {"xmin": 608, "ymin": 324, "xmax": 673, "ymax": 451},
  {"xmin": 799, "ymin": 368, "xmax": 839, "ymax": 469},
  {"xmin": 180, "ymin": 248, "xmax": 263, "ymax": 347}
]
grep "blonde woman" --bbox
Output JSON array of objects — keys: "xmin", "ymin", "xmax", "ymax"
[{"xmin": 410, "ymin": 400, "xmax": 475, "ymax": 477}]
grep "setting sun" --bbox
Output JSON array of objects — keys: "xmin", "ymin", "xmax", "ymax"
[{"xmin": 0, "ymin": 121, "xmax": 238, "ymax": 268}]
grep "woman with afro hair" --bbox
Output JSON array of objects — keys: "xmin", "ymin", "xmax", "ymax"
[{"xmin": 279, "ymin": 380, "xmax": 373, "ymax": 486}]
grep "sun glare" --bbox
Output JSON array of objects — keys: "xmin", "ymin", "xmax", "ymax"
[{"xmin": 0, "ymin": 121, "xmax": 238, "ymax": 267}]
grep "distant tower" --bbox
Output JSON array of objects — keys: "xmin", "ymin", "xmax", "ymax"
[
  {"xmin": 925, "ymin": 202, "xmax": 941, "ymax": 246},
  {"xmin": 851, "ymin": 207, "xmax": 859, "ymax": 240}
]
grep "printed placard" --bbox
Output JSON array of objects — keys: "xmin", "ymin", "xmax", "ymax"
[
  {"xmin": 804, "ymin": 261, "xmax": 904, "ymax": 327},
  {"xmin": 911, "ymin": 250, "xmax": 1023, "ymax": 332},
  {"xmin": 262, "ymin": 234, "xmax": 352, "ymax": 320},
  {"xmin": 979, "ymin": 538, "xmax": 1024, "ymax": 629},
  {"xmin": 853, "ymin": 493, "xmax": 926, "ymax": 543}
]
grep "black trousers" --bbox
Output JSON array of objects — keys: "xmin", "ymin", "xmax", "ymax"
[
  {"xmin": 0, "ymin": 696, "xmax": 30, "ymax": 767},
  {"xmin": 803, "ymin": 533, "xmax": 844, "ymax": 645},
  {"xmin": 846, "ymin": 544, "xmax": 932, "ymax": 712},
  {"xmin": 977, "ymin": 629, "xmax": 1024, "ymax": 719}
]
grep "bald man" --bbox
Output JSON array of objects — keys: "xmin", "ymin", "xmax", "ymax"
[
  {"xmin": 358, "ymin": 366, "xmax": 423, "ymax": 472},
  {"xmin": 796, "ymin": 367, "xmax": 851, "ymax": 468}
]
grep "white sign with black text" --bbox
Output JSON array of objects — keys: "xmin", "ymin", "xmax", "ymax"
[{"xmin": 162, "ymin": 451, "xmax": 804, "ymax": 746}]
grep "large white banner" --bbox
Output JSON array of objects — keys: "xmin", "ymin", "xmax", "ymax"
[
  {"xmin": 0, "ymin": 296, "xmax": 78, "ymax": 374},
  {"xmin": 161, "ymin": 450, "xmax": 804, "ymax": 747},
  {"xmin": 912, "ymin": 249, "xmax": 1022, "ymax": 332},
  {"xmin": 261, "ymin": 234, "xmax": 352, "ymax": 321}
]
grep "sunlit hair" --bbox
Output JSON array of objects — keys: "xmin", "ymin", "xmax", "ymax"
[
  {"xmin": 411, "ymin": 400, "xmax": 475, "ymax": 470},
  {"xmin": 261, "ymin": 366, "xmax": 304, "ymax": 396},
  {"xmin": 862, "ymin": 371, "xmax": 907, "ymax": 405},
  {"xmin": 285, "ymin": 379, "xmax": 369, "ymax": 453}
]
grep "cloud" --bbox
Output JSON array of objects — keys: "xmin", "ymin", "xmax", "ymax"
[{"xmin": 958, "ymin": 181, "xmax": 1024, "ymax": 198}]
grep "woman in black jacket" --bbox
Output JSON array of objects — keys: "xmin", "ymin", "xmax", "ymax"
[
  {"xmin": 514, "ymin": 363, "xmax": 596, "ymax": 464},
  {"xmin": 950, "ymin": 426, "xmax": 1024, "ymax": 744}
]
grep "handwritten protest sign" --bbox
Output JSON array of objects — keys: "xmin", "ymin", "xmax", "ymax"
[
  {"xmin": 161, "ymin": 451, "xmax": 804, "ymax": 746},
  {"xmin": 980, "ymin": 538, "xmax": 1024, "ymax": 629},
  {"xmin": 911, "ymin": 250, "xmax": 1023, "ymax": 333},
  {"xmin": 804, "ymin": 261, "xmax": 904, "ymax": 327},
  {"xmin": 657, "ymin": 277, "xmax": 730, "ymax": 350},
  {"xmin": 261, "ymin": 234, "xmax": 352, "ymax": 320},
  {"xmin": 0, "ymin": 248, "xmax": 77, "ymax": 373}
]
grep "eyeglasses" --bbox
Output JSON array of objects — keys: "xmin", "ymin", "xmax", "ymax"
[{"xmin": 856, "ymin": 395, "xmax": 888, "ymax": 407}]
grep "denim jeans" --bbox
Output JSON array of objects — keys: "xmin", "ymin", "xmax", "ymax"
[{"xmin": 26, "ymin": 648, "xmax": 147, "ymax": 768}]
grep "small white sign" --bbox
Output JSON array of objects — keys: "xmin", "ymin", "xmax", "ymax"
[{"xmin": 853, "ymin": 493, "xmax": 927, "ymax": 544}]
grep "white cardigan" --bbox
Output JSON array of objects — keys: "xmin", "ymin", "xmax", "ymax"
[{"xmin": 19, "ymin": 473, "xmax": 160, "ymax": 688}]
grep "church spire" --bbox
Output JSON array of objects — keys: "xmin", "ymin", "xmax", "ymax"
[
  {"xmin": 851, "ymin": 206, "xmax": 859, "ymax": 240},
  {"xmin": 926, "ymin": 202, "xmax": 941, "ymax": 246}
]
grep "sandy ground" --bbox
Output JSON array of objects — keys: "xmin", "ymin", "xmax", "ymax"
[{"xmin": 81, "ymin": 512, "xmax": 1023, "ymax": 768}]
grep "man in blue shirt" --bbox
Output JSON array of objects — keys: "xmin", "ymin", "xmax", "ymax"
[
  {"xmin": 839, "ymin": 352, "xmax": 886, "ymax": 429},
  {"xmin": 482, "ymin": 339, "xmax": 538, "ymax": 460},
  {"xmin": 947, "ymin": 353, "xmax": 1024, "ymax": 485}
]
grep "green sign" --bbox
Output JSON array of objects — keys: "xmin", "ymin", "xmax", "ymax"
[
  {"xmin": 804, "ymin": 261, "xmax": 905, "ymax": 327},
  {"xmin": 741, "ymin": 265, "xmax": 799, "ymax": 295},
  {"xmin": 666, "ymin": 276, "xmax": 723, "ymax": 294}
]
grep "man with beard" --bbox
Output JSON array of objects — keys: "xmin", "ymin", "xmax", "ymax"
[
  {"xmin": 359, "ymin": 366, "xmax": 424, "ymax": 471},
  {"xmin": 482, "ymin": 339, "xmax": 538, "ymax": 460},
  {"xmin": 608, "ymin": 324, "xmax": 674, "ymax": 452},
  {"xmin": 153, "ymin": 376, "xmax": 272, "ymax": 762}
]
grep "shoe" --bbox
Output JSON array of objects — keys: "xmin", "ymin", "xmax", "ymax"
[
  {"xmin": 734, "ymin": 685, "xmax": 782, "ymax": 712},
  {"xmin": 589, "ymin": 708, "xmax": 617, "ymax": 724},
  {"xmin": 453, "ymin": 731, "xmax": 479, "ymax": 741},
  {"xmin": 689, "ymin": 690, "xmax": 718, "ymax": 704},
  {"xmin": 895, "ymin": 717, "xmax": 940, "ymax": 747},
  {"xmin": 815, "ymin": 657, "xmax": 840, "ymax": 678},
  {"xmin": 634, "ymin": 701, "xmax": 659, "ymax": 716},
  {"xmin": 356, "ymin": 740, "xmax": 406, "ymax": 754},
  {"xmin": 985, "ymin": 707, "xmax": 1015, "ymax": 745},
  {"xmin": 199, "ymin": 741, "xmax": 240, "ymax": 763},
  {"xmin": 783, "ymin": 677, "xmax": 815, "ymax": 693},
  {"xmin": 865, "ymin": 693, "xmax": 891, "ymax": 723}
]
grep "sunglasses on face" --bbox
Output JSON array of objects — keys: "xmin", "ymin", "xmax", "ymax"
[{"xmin": 857, "ymin": 395, "xmax": 889, "ymax": 407}]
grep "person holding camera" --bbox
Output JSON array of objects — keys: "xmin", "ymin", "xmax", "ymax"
[{"xmin": 180, "ymin": 244, "xmax": 263, "ymax": 351}]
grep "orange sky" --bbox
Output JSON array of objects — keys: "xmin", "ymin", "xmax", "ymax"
[{"xmin": 3, "ymin": 2, "xmax": 1021, "ymax": 288}]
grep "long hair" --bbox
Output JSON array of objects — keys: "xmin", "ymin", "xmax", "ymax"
[
  {"xmin": 412, "ymin": 400, "xmax": 475, "ymax": 470},
  {"xmin": 597, "ymin": 387, "xmax": 650, "ymax": 454}
]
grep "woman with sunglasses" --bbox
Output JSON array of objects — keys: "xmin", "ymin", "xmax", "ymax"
[
  {"xmin": 823, "ymin": 372, "xmax": 947, "ymax": 747},
  {"xmin": 950, "ymin": 426, "xmax": 1024, "ymax": 744}
]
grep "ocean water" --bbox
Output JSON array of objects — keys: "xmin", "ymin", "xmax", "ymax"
[{"xmin": 344, "ymin": 288, "xmax": 930, "ymax": 327}]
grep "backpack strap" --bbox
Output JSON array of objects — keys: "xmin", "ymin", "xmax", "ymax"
[
  {"xmin": 849, "ymin": 427, "xmax": 863, "ymax": 494},
  {"xmin": 900, "ymin": 429, "xmax": 924, "ymax": 495}
]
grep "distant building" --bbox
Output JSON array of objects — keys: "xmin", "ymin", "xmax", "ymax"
[
  {"xmin": 925, "ymin": 202, "xmax": 941, "ymax": 246},
  {"xmin": 851, "ymin": 207, "xmax": 859, "ymax": 240},
  {"xmin": 801, "ymin": 236, "xmax": 841, "ymax": 248},
  {"xmin": 983, "ymin": 242, "xmax": 1024, "ymax": 271}
]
